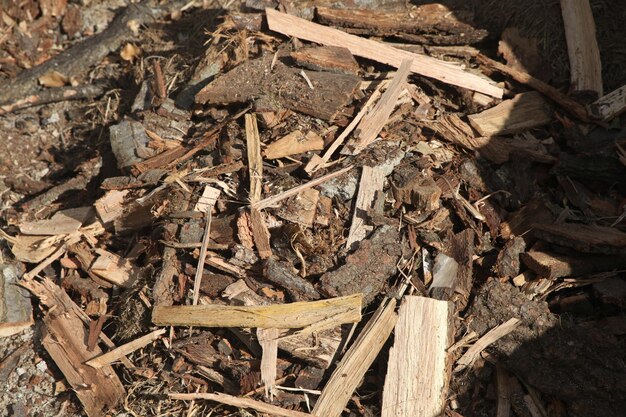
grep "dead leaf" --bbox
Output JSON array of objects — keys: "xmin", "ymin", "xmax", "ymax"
[
  {"xmin": 120, "ymin": 43, "xmax": 141, "ymax": 62},
  {"xmin": 39, "ymin": 71, "xmax": 69, "ymax": 87}
]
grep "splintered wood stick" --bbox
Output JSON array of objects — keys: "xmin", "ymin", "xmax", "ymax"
[
  {"xmin": 169, "ymin": 392, "xmax": 315, "ymax": 417},
  {"xmin": 313, "ymin": 297, "xmax": 398, "ymax": 417},
  {"xmin": 588, "ymin": 85, "xmax": 626, "ymax": 121},
  {"xmin": 304, "ymin": 80, "xmax": 388, "ymax": 175},
  {"xmin": 476, "ymin": 54, "xmax": 591, "ymax": 123},
  {"xmin": 560, "ymin": 0, "xmax": 603, "ymax": 96},
  {"xmin": 245, "ymin": 114, "xmax": 263, "ymax": 203},
  {"xmin": 252, "ymin": 165, "xmax": 353, "ymax": 210},
  {"xmin": 454, "ymin": 318, "xmax": 521, "ymax": 372},
  {"xmin": 86, "ymin": 328, "xmax": 166, "ymax": 368},
  {"xmin": 192, "ymin": 186, "xmax": 220, "ymax": 306},
  {"xmin": 152, "ymin": 293, "xmax": 362, "ymax": 328},
  {"xmin": 345, "ymin": 166, "xmax": 386, "ymax": 250},
  {"xmin": 381, "ymin": 296, "xmax": 453, "ymax": 417},
  {"xmin": 266, "ymin": 9, "xmax": 502, "ymax": 98},
  {"xmin": 343, "ymin": 59, "xmax": 412, "ymax": 155}
]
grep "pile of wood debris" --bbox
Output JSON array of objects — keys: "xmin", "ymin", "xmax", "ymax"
[{"xmin": 1, "ymin": 1, "xmax": 625, "ymax": 416}]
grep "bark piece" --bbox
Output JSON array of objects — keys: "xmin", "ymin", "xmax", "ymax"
[
  {"xmin": 0, "ymin": 83, "xmax": 105, "ymax": 115},
  {"xmin": 495, "ymin": 237, "xmax": 526, "ymax": 279},
  {"xmin": 468, "ymin": 92, "xmax": 552, "ymax": 136},
  {"xmin": 320, "ymin": 225, "xmax": 401, "ymax": 305},
  {"xmin": 152, "ymin": 294, "xmax": 362, "ymax": 328},
  {"xmin": 381, "ymin": 296, "xmax": 453, "ymax": 417},
  {"xmin": 266, "ymin": 8, "xmax": 502, "ymax": 98},
  {"xmin": 316, "ymin": 5, "xmax": 487, "ymax": 45},
  {"xmin": 588, "ymin": 85, "xmax": 626, "ymax": 121},
  {"xmin": 19, "ymin": 207, "xmax": 92, "ymax": 235},
  {"xmin": 313, "ymin": 297, "xmax": 398, "ymax": 417},
  {"xmin": 264, "ymin": 130, "xmax": 324, "ymax": 160},
  {"xmin": 343, "ymin": 59, "xmax": 412, "ymax": 155},
  {"xmin": 196, "ymin": 55, "xmax": 360, "ymax": 121},
  {"xmin": 263, "ymin": 257, "xmax": 320, "ymax": 301},
  {"xmin": 275, "ymin": 188, "xmax": 319, "ymax": 228},
  {"xmin": 345, "ymin": 166, "xmax": 386, "ymax": 250},
  {"xmin": 560, "ymin": 0, "xmax": 603, "ymax": 96},
  {"xmin": 20, "ymin": 278, "xmax": 125, "ymax": 417},
  {"xmin": 290, "ymin": 45, "xmax": 359, "ymax": 74},
  {"xmin": 0, "ymin": 264, "xmax": 33, "ymax": 337},
  {"xmin": 392, "ymin": 171, "xmax": 441, "ymax": 211}
]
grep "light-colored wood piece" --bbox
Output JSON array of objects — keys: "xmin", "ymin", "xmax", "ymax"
[
  {"xmin": 468, "ymin": 91, "xmax": 552, "ymax": 136},
  {"xmin": 588, "ymin": 85, "xmax": 626, "ymax": 121},
  {"xmin": 455, "ymin": 318, "xmax": 521, "ymax": 372},
  {"xmin": 253, "ymin": 165, "xmax": 353, "ymax": 210},
  {"xmin": 152, "ymin": 293, "xmax": 362, "ymax": 328},
  {"xmin": 194, "ymin": 184, "xmax": 220, "ymax": 213},
  {"xmin": 275, "ymin": 188, "xmax": 319, "ymax": 227},
  {"xmin": 20, "ymin": 278, "xmax": 125, "ymax": 416},
  {"xmin": 560, "ymin": 0, "xmax": 602, "ymax": 95},
  {"xmin": 257, "ymin": 327, "xmax": 279, "ymax": 398},
  {"xmin": 343, "ymin": 59, "xmax": 412, "ymax": 155},
  {"xmin": 265, "ymin": 9, "xmax": 502, "ymax": 98},
  {"xmin": 90, "ymin": 248, "xmax": 138, "ymax": 288},
  {"xmin": 19, "ymin": 207, "xmax": 91, "ymax": 235},
  {"xmin": 313, "ymin": 297, "xmax": 398, "ymax": 417},
  {"xmin": 245, "ymin": 114, "xmax": 263, "ymax": 203},
  {"xmin": 304, "ymin": 81, "xmax": 388, "ymax": 174},
  {"xmin": 169, "ymin": 392, "xmax": 313, "ymax": 417},
  {"xmin": 249, "ymin": 207, "xmax": 272, "ymax": 259},
  {"xmin": 345, "ymin": 166, "xmax": 386, "ymax": 250},
  {"xmin": 264, "ymin": 130, "xmax": 324, "ymax": 159},
  {"xmin": 95, "ymin": 190, "xmax": 128, "ymax": 225},
  {"xmin": 381, "ymin": 296, "xmax": 453, "ymax": 417},
  {"xmin": 86, "ymin": 328, "xmax": 166, "ymax": 368},
  {"xmin": 192, "ymin": 186, "xmax": 220, "ymax": 305}
]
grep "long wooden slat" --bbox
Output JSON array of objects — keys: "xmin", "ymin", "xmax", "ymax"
[{"xmin": 265, "ymin": 8, "xmax": 502, "ymax": 98}]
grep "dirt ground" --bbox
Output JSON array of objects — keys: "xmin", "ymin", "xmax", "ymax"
[{"xmin": 1, "ymin": 1, "xmax": 625, "ymax": 417}]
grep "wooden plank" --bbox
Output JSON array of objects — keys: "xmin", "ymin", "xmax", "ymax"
[
  {"xmin": 588, "ymin": 85, "xmax": 626, "ymax": 121},
  {"xmin": 152, "ymin": 294, "xmax": 362, "ymax": 328},
  {"xmin": 312, "ymin": 297, "xmax": 398, "ymax": 417},
  {"xmin": 86, "ymin": 328, "xmax": 166, "ymax": 368},
  {"xmin": 345, "ymin": 166, "xmax": 386, "ymax": 250},
  {"xmin": 560, "ymin": 0, "xmax": 603, "ymax": 95},
  {"xmin": 265, "ymin": 8, "xmax": 502, "ymax": 98},
  {"xmin": 467, "ymin": 91, "xmax": 552, "ymax": 136},
  {"xmin": 343, "ymin": 59, "xmax": 412, "ymax": 155},
  {"xmin": 381, "ymin": 296, "xmax": 453, "ymax": 417}
]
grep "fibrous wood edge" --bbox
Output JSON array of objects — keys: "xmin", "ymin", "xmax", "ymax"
[
  {"xmin": 467, "ymin": 91, "xmax": 552, "ymax": 136},
  {"xmin": 343, "ymin": 59, "xmax": 412, "ymax": 155},
  {"xmin": 169, "ymin": 392, "xmax": 314, "ymax": 417},
  {"xmin": 560, "ymin": 0, "xmax": 603, "ymax": 96},
  {"xmin": 312, "ymin": 297, "xmax": 398, "ymax": 417},
  {"xmin": 381, "ymin": 296, "xmax": 453, "ymax": 417},
  {"xmin": 264, "ymin": 130, "xmax": 324, "ymax": 160},
  {"xmin": 265, "ymin": 8, "xmax": 502, "ymax": 98},
  {"xmin": 21, "ymin": 278, "xmax": 125, "ymax": 417},
  {"xmin": 454, "ymin": 318, "xmax": 521, "ymax": 372},
  {"xmin": 588, "ymin": 85, "xmax": 626, "ymax": 121},
  {"xmin": 152, "ymin": 293, "xmax": 362, "ymax": 328},
  {"xmin": 86, "ymin": 328, "xmax": 166, "ymax": 368},
  {"xmin": 345, "ymin": 166, "xmax": 386, "ymax": 250}
]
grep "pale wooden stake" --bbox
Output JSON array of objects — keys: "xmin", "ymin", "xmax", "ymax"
[
  {"xmin": 192, "ymin": 186, "xmax": 220, "ymax": 306},
  {"xmin": 455, "ymin": 318, "xmax": 521, "ymax": 372},
  {"xmin": 245, "ymin": 113, "xmax": 263, "ymax": 203},
  {"xmin": 169, "ymin": 392, "xmax": 314, "ymax": 417},
  {"xmin": 312, "ymin": 297, "xmax": 398, "ymax": 417},
  {"xmin": 257, "ymin": 327, "xmax": 279, "ymax": 398},
  {"xmin": 560, "ymin": 0, "xmax": 603, "ymax": 96},
  {"xmin": 381, "ymin": 296, "xmax": 453, "ymax": 417},
  {"xmin": 343, "ymin": 59, "xmax": 412, "ymax": 155},
  {"xmin": 152, "ymin": 293, "xmax": 362, "ymax": 328},
  {"xmin": 265, "ymin": 9, "xmax": 502, "ymax": 98},
  {"xmin": 345, "ymin": 166, "xmax": 386, "ymax": 250},
  {"xmin": 86, "ymin": 328, "xmax": 166, "ymax": 368}
]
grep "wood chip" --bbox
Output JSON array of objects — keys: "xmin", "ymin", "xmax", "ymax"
[
  {"xmin": 454, "ymin": 318, "xmax": 520, "ymax": 372},
  {"xmin": 86, "ymin": 328, "xmax": 166, "ymax": 368},
  {"xmin": 264, "ymin": 130, "xmax": 324, "ymax": 160},
  {"xmin": 345, "ymin": 166, "xmax": 386, "ymax": 250}
]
